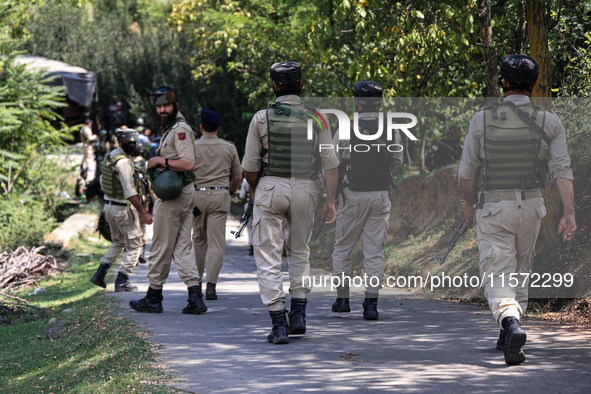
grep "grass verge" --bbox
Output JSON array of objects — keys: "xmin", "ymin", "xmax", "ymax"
[{"xmin": 0, "ymin": 234, "xmax": 177, "ymax": 393}]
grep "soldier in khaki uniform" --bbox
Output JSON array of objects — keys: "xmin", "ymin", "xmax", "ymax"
[
  {"xmin": 80, "ymin": 119, "xmax": 97, "ymax": 175},
  {"xmin": 331, "ymin": 81, "xmax": 403, "ymax": 320},
  {"xmin": 90, "ymin": 128, "xmax": 153, "ymax": 291},
  {"xmin": 459, "ymin": 55, "xmax": 576, "ymax": 365},
  {"xmin": 192, "ymin": 108, "xmax": 242, "ymax": 300},
  {"xmin": 242, "ymin": 61, "xmax": 339, "ymax": 344},
  {"xmin": 130, "ymin": 86, "xmax": 207, "ymax": 315}
]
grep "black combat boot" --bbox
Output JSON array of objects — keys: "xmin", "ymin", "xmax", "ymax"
[
  {"xmin": 205, "ymin": 282, "xmax": 217, "ymax": 300},
  {"xmin": 288, "ymin": 298, "xmax": 307, "ymax": 335},
  {"xmin": 502, "ymin": 317, "xmax": 527, "ymax": 365},
  {"xmin": 362, "ymin": 298, "xmax": 379, "ymax": 320},
  {"xmin": 267, "ymin": 309, "xmax": 289, "ymax": 344},
  {"xmin": 90, "ymin": 264, "xmax": 110, "ymax": 288},
  {"xmin": 138, "ymin": 245, "xmax": 147, "ymax": 264},
  {"xmin": 115, "ymin": 272, "xmax": 138, "ymax": 292},
  {"xmin": 332, "ymin": 298, "xmax": 351, "ymax": 313},
  {"xmin": 332, "ymin": 285, "xmax": 350, "ymax": 312},
  {"xmin": 181, "ymin": 285, "xmax": 208, "ymax": 314},
  {"xmin": 496, "ymin": 330, "xmax": 506, "ymax": 350},
  {"xmin": 129, "ymin": 287, "xmax": 163, "ymax": 313}
]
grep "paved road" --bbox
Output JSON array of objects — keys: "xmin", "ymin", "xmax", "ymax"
[{"xmin": 112, "ymin": 217, "xmax": 591, "ymax": 393}]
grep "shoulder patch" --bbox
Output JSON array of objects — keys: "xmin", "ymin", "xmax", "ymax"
[{"xmin": 178, "ymin": 132, "xmax": 186, "ymax": 140}]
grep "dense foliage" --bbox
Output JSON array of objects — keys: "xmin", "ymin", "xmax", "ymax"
[
  {"xmin": 22, "ymin": 0, "xmax": 251, "ymax": 145},
  {"xmin": 1, "ymin": 0, "xmax": 590, "ymax": 249}
]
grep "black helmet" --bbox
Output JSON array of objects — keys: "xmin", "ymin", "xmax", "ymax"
[
  {"xmin": 500, "ymin": 55, "xmax": 539, "ymax": 85},
  {"xmin": 149, "ymin": 167, "xmax": 183, "ymax": 201},
  {"xmin": 354, "ymin": 81, "xmax": 383, "ymax": 97},
  {"xmin": 150, "ymin": 86, "xmax": 178, "ymax": 106},
  {"xmin": 270, "ymin": 61, "xmax": 302, "ymax": 84},
  {"xmin": 115, "ymin": 128, "xmax": 139, "ymax": 142},
  {"xmin": 354, "ymin": 81, "xmax": 383, "ymax": 110}
]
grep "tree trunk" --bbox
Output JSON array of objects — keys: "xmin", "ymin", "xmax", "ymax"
[
  {"xmin": 526, "ymin": 0, "xmax": 551, "ymax": 107},
  {"xmin": 512, "ymin": 1, "xmax": 527, "ymax": 53},
  {"xmin": 420, "ymin": 137, "xmax": 426, "ymax": 172},
  {"xmin": 404, "ymin": 136, "xmax": 412, "ymax": 168},
  {"xmin": 477, "ymin": 0, "xmax": 500, "ymax": 97}
]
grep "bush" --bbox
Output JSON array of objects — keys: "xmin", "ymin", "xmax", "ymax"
[
  {"xmin": 0, "ymin": 194, "xmax": 55, "ymax": 250},
  {"xmin": 0, "ymin": 150, "xmax": 75, "ymax": 250}
]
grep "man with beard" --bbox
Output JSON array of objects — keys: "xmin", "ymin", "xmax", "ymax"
[
  {"xmin": 130, "ymin": 86, "xmax": 207, "ymax": 315},
  {"xmin": 90, "ymin": 128, "xmax": 153, "ymax": 291}
]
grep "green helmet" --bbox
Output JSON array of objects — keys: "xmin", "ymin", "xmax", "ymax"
[{"xmin": 149, "ymin": 167, "xmax": 183, "ymax": 201}]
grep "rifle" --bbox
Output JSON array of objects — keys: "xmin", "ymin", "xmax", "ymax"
[
  {"xmin": 231, "ymin": 200, "xmax": 253, "ymax": 239},
  {"xmin": 437, "ymin": 216, "xmax": 468, "ymax": 265},
  {"xmin": 312, "ymin": 220, "xmax": 325, "ymax": 241}
]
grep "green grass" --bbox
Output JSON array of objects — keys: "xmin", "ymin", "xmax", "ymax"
[{"xmin": 0, "ymin": 235, "xmax": 177, "ymax": 393}]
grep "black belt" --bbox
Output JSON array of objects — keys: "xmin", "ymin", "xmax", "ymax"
[
  {"xmin": 105, "ymin": 200, "xmax": 127, "ymax": 207},
  {"xmin": 195, "ymin": 186, "xmax": 229, "ymax": 191}
]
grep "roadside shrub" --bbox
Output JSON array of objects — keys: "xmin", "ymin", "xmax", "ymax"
[{"xmin": 0, "ymin": 193, "xmax": 55, "ymax": 250}]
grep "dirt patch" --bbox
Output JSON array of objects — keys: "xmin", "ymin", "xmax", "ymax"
[
  {"xmin": 531, "ymin": 131, "xmax": 591, "ymax": 299},
  {"xmin": 388, "ymin": 165, "xmax": 462, "ymax": 242}
]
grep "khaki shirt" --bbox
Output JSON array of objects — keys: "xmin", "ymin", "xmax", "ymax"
[
  {"xmin": 81, "ymin": 125, "xmax": 96, "ymax": 145},
  {"xmin": 242, "ymin": 94, "xmax": 339, "ymax": 174},
  {"xmin": 332, "ymin": 112, "xmax": 403, "ymax": 183},
  {"xmin": 156, "ymin": 111, "xmax": 196, "ymax": 165},
  {"xmin": 193, "ymin": 134, "xmax": 242, "ymax": 188},
  {"xmin": 102, "ymin": 147, "xmax": 137, "ymax": 203},
  {"xmin": 458, "ymin": 95, "xmax": 574, "ymax": 183}
]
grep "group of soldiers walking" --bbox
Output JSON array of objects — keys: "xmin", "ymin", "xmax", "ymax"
[{"xmin": 89, "ymin": 54, "xmax": 576, "ymax": 366}]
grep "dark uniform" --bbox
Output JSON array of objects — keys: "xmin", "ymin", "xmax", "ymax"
[
  {"xmin": 242, "ymin": 62, "xmax": 339, "ymax": 344},
  {"xmin": 459, "ymin": 55, "xmax": 577, "ymax": 365}
]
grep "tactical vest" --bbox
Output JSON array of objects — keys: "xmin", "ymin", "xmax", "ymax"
[
  {"xmin": 264, "ymin": 103, "xmax": 317, "ymax": 178},
  {"xmin": 348, "ymin": 119, "xmax": 391, "ymax": 191},
  {"xmin": 101, "ymin": 153, "xmax": 140, "ymax": 200},
  {"xmin": 481, "ymin": 102, "xmax": 545, "ymax": 191}
]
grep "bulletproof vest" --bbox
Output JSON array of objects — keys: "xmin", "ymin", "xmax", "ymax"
[
  {"xmin": 101, "ymin": 153, "xmax": 138, "ymax": 200},
  {"xmin": 264, "ymin": 103, "xmax": 316, "ymax": 178},
  {"xmin": 482, "ymin": 102, "xmax": 545, "ymax": 191},
  {"xmin": 348, "ymin": 119, "xmax": 391, "ymax": 191}
]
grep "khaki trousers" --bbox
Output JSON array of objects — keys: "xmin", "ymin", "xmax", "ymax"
[
  {"xmin": 147, "ymin": 184, "xmax": 201, "ymax": 289},
  {"xmin": 101, "ymin": 203, "xmax": 144, "ymax": 276},
  {"xmin": 332, "ymin": 188, "xmax": 391, "ymax": 295},
  {"xmin": 252, "ymin": 176, "xmax": 318, "ymax": 311},
  {"xmin": 476, "ymin": 192, "xmax": 546, "ymax": 327},
  {"xmin": 192, "ymin": 189, "xmax": 231, "ymax": 284}
]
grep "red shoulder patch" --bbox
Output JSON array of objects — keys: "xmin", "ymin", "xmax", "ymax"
[{"xmin": 178, "ymin": 132, "xmax": 186, "ymax": 140}]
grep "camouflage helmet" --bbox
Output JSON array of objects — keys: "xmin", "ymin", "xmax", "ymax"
[
  {"xmin": 150, "ymin": 86, "xmax": 178, "ymax": 106},
  {"xmin": 115, "ymin": 128, "xmax": 139, "ymax": 142},
  {"xmin": 500, "ymin": 55, "xmax": 539, "ymax": 86},
  {"xmin": 149, "ymin": 167, "xmax": 183, "ymax": 201}
]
